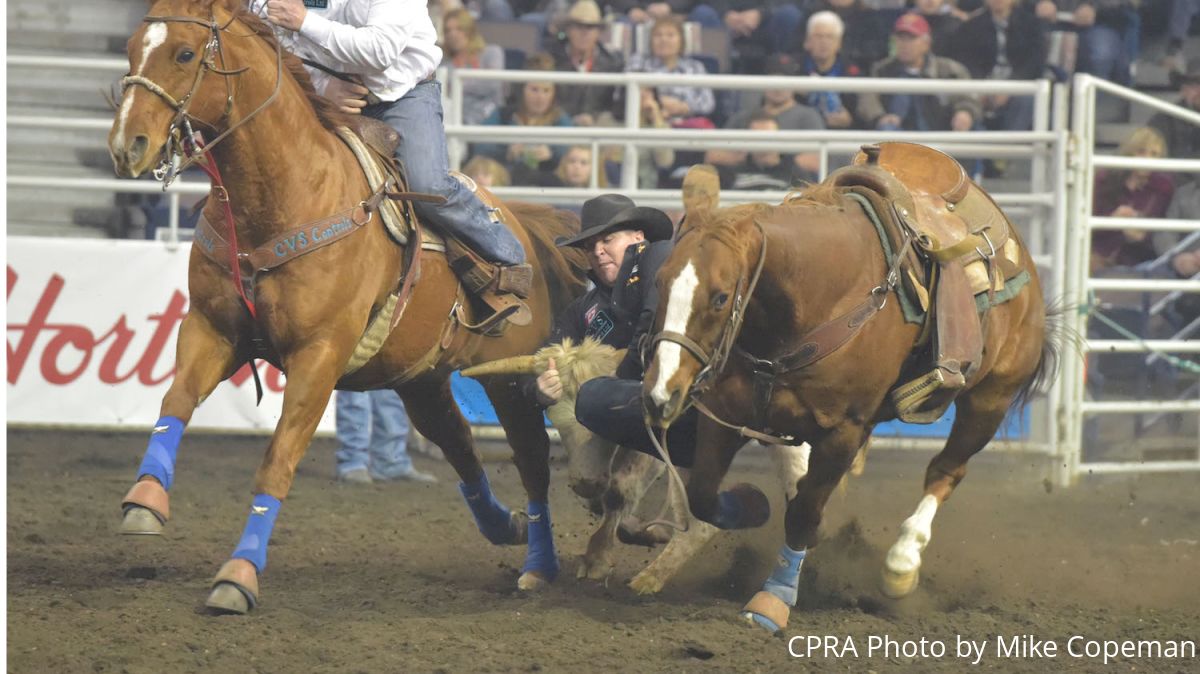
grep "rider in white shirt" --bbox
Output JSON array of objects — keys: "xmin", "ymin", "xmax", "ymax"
[{"xmin": 260, "ymin": 0, "xmax": 530, "ymax": 296}]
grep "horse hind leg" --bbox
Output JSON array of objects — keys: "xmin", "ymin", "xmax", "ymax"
[
  {"xmin": 399, "ymin": 377, "xmax": 529, "ymax": 546},
  {"xmin": 483, "ymin": 377, "xmax": 562, "ymax": 591},
  {"xmin": 122, "ymin": 313, "xmax": 238, "ymax": 535},
  {"xmin": 881, "ymin": 384, "xmax": 1014, "ymax": 599}
]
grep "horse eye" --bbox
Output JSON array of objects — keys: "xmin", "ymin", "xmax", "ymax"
[
  {"xmin": 176, "ymin": 48, "xmax": 195, "ymax": 64},
  {"xmin": 712, "ymin": 292, "xmax": 730, "ymax": 309}
]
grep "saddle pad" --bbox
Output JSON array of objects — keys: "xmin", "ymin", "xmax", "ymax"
[{"xmin": 336, "ymin": 126, "xmax": 445, "ymax": 253}]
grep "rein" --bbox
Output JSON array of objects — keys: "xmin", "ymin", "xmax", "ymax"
[
  {"xmin": 121, "ymin": 12, "xmax": 283, "ymax": 187},
  {"xmin": 649, "ymin": 218, "xmax": 914, "ymax": 445}
]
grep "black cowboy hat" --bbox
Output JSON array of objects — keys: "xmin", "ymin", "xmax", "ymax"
[
  {"xmin": 1169, "ymin": 56, "xmax": 1200, "ymax": 88},
  {"xmin": 557, "ymin": 194, "xmax": 673, "ymax": 248}
]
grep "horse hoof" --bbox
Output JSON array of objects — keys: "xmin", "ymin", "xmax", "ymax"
[
  {"xmin": 714, "ymin": 483, "xmax": 771, "ymax": 530},
  {"xmin": 517, "ymin": 571, "xmax": 551, "ymax": 592},
  {"xmin": 206, "ymin": 559, "xmax": 259, "ymax": 614},
  {"xmin": 120, "ymin": 506, "xmax": 165, "ymax": 535},
  {"xmin": 740, "ymin": 591, "xmax": 789, "ymax": 633},
  {"xmin": 880, "ymin": 567, "xmax": 920, "ymax": 599},
  {"xmin": 628, "ymin": 571, "xmax": 665, "ymax": 596}
]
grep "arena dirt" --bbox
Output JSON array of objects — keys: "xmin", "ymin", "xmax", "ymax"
[{"xmin": 7, "ymin": 428, "xmax": 1198, "ymax": 673}]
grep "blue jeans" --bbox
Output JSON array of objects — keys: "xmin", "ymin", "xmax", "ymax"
[
  {"xmin": 335, "ymin": 390, "xmax": 414, "ymax": 479},
  {"xmin": 1077, "ymin": 25, "xmax": 1131, "ymax": 86},
  {"xmin": 1168, "ymin": 0, "xmax": 1199, "ymax": 44},
  {"xmin": 365, "ymin": 81, "xmax": 525, "ymax": 265}
]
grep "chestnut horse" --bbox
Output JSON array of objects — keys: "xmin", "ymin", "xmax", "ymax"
[
  {"xmin": 108, "ymin": 0, "xmax": 586, "ymax": 612},
  {"xmin": 642, "ymin": 175, "xmax": 1056, "ymax": 632}
]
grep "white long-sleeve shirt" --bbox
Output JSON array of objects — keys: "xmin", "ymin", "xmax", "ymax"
[{"xmin": 261, "ymin": 0, "xmax": 442, "ymax": 103}]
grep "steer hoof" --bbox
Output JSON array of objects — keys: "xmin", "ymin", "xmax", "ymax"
[
  {"xmin": 576, "ymin": 553, "xmax": 614, "ymax": 582},
  {"xmin": 121, "ymin": 506, "xmax": 165, "ymax": 535},
  {"xmin": 628, "ymin": 570, "xmax": 666, "ymax": 595},
  {"xmin": 880, "ymin": 567, "xmax": 920, "ymax": 599},
  {"xmin": 205, "ymin": 559, "xmax": 259, "ymax": 614}
]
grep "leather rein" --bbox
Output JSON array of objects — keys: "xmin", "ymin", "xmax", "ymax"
[{"xmin": 648, "ymin": 218, "xmax": 913, "ymax": 445}]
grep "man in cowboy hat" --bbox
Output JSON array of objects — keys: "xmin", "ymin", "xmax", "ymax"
[
  {"xmin": 1149, "ymin": 57, "xmax": 1200, "ymax": 164},
  {"xmin": 527, "ymin": 194, "xmax": 673, "ymax": 405},
  {"xmin": 549, "ymin": 0, "xmax": 625, "ymax": 126}
]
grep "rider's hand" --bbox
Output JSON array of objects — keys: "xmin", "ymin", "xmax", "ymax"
[
  {"xmin": 535, "ymin": 358, "xmax": 563, "ymax": 406},
  {"xmin": 323, "ymin": 78, "xmax": 370, "ymax": 115},
  {"xmin": 265, "ymin": 0, "xmax": 307, "ymax": 32}
]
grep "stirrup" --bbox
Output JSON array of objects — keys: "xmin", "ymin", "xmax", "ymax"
[{"xmin": 890, "ymin": 363, "xmax": 966, "ymax": 424}]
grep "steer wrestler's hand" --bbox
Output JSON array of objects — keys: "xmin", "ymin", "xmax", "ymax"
[
  {"xmin": 324, "ymin": 78, "xmax": 370, "ymax": 115},
  {"xmin": 535, "ymin": 358, "xmax": 563, "ymax": 406},
  {"xmin": 265, "ymin": 0, "xmax": 307, "ymax": 32}
]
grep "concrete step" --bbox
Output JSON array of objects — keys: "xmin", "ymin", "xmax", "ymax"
[
  {"xmin": 7, "ymin": 221, "xmax": 110, "ymax": 239},
  {"xmin": 6, "ymin": 0, "xmax": 142, "ymax": 39}
]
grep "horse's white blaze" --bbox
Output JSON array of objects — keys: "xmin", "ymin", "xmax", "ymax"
[
  {"xmin": 885, "ymin": 494, "xmax": 939, "ymax": 576},
  {"xmin": 649, "ymin": 261, "xmax": 699, "ymax": 408},
  {"xmin": 769, "ymin": 442, "xmax": 811, "ymax": 501},
  {"xmin": 113, "ymin": 23, "xmax": 168, "ymax": 152}
]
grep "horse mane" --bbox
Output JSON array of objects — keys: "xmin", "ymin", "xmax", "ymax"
[
  {"xmin": 782, "ymin": 180, "xmax": 842, "ymax": 208},
  {"xmin": 205, "ymin": 0, "xmax": 353, "ymax": 131},
  {"xmin": 690, "ymin": 203, "xmax": 772, "ymax": 254},
  {"xmin": 506, "ymin": 202, "xmax": 590, "ymax": 314}
]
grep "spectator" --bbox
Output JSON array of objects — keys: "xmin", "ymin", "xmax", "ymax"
[
  {"xmin": 1034, "ymin": 0, "xmax": 1136, "ymax": 86},
  {"xmin": 1148, "ymin": 58, "xmax": 1200, "ymax": 162},
  {"xmin": 796, "ymin": 0, "xmax": 890, "ymax": 72},
  {"xmin": 335, "ymin": 390, "xmax": 437, "ymax": 484},
  {"xmin": 706, "ymin": 54, "xmax": 825, "ymax": 180},
  {"xmin": 549, "ymin": 0, "xmax": 625, "ymax": 126},
  {"xmin": 627, "ymin": 16, "xmax": 716, "ymax": 127},
  {"xmin": 473, "ymin": 53, "xmax": 575, "ymax": 186},
  {"xmin": 912, "ymin": 0, "xmax": 965, "ymax": 55},
  {"xmin": 857, "ymin": 14, "xmax": 981, "ymax": 132},
  {"xmin": 717, "ymin": 111, "xmax": 812, "ymax": 190},
  {"xmin": 635, "ymin": 88, "xmax": 677, "ymax": 188},
  {"xmin": 948, "ymin": 0, "xmax": 1047, "ymax": 131},
  {"xmin": 1163, "ymin": 0, "xmax": 1199, "ymax": 77},
  {"xmin": 1091, "ymin": 128, "xmax": 1175, "ymax": 272},
  {"xmin": 553, "ymin": 145, "xmax": 609, "ymax": 187},
  {"xmin": 608, "ymin": 1, "xmax": 682, "ymax": 24},
  {"xmin": 462, "ymin": 155, "xmax": 512, "ymax": 188},
  {"xmin": 688, "ymin": 1, "xmax": 804, "ymax": 74},
  {"xmin": 442, "ymin": 8, "xmax": 506, "ymax": 125},
  {"xmin": 796, "ymin": 10, "xmax": 862, "ymax": 129}
]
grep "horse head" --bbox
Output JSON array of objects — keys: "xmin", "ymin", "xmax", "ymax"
[
  {"xmin": 643, "ymin": 204, "xmax": 769, "ymax": 428},
  {"xmin": 108, "ymin": 0, "xmax": 280, "ymax": 178}
]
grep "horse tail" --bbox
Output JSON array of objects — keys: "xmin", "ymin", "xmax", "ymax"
[
  {"xmin": 1009, "ymin": 298, "xmax": 1069, "ymax": 415},
  {"xmin": 507, "ymin": 201, "xmax": 590, "ymax": 314}
]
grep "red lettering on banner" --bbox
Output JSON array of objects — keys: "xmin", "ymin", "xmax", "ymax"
[{"xmin": 8, "ymin": 267, "xmax": 287, "ymax": 391}]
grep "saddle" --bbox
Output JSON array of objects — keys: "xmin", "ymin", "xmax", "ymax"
[
  {"xmin": 337, "ymin": 121, "xmax": 533, "ymax": 338},
  {"xmin": 827, "ymin": 143, "xmax": 1024, "ymax": 423}
]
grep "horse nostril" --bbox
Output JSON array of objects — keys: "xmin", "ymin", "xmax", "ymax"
[{"xmin": 128, "ymin": 135, "xmax": 149, "ymax": 165}]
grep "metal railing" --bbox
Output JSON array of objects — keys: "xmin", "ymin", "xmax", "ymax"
[{"xmin": 1058, "ymin": 74, "xmax": 1200, "ymax": 485}]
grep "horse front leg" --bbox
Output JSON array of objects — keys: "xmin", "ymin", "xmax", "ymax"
[
  {"xmin": 741, "ymin": 427, "xmax": 864, "ymax": 633},
  {"xmin": 205, "ymin": 343, "xmax": 344, "ymax": 614},
  {"xmin": 122, "ymin": 312, "xmax": 239, "ymax": 535}
]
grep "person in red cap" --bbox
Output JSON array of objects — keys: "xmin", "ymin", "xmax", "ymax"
[{"xmin": 856, "ymin": 13, "xmax": 981, "ymax": 133}]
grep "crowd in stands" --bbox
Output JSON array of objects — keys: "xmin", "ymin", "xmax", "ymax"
[{"xmin": 433, "ymin": 0, "xmax": 1197, "ymax": 194}]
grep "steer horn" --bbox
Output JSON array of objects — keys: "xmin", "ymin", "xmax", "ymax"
[{"xmin": 461, "ymin": 355, "xmax": 539, "ymax": 378}]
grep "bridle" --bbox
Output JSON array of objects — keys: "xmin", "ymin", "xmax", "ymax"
[
  {"xmin": 646, "ymin": 220, "xmax": 769, "ymax": 401},
  {"xmin": 120, "ymin": 11, "xmax": 283, "ymax": 187}
]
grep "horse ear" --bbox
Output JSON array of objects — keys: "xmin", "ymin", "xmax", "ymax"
[{"xmin": 681, "ymin": 164, "xmax": 720, "ymax": 221}]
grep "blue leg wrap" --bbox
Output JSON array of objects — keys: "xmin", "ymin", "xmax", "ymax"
[
  {"xmin": 231, "ymin": 494, "xmax": 281, "ymax": 573},
  {"xmin": 136, "ymin": 416, "xmax": 185, "ymax": 490},
  {"xmin": 521, "ymin": 501, "xmax": 559, "ymax": 580},
  {"xmin": 459, "ymin": 471, "xmax": 516, "ymax": 545},
  {"xmin": 762, "ymin": 544, "xmax": 807, "ymax": 606},
  {"xmin": 713, "ymin": 491, "xmax": 743, "ymax": 530}
]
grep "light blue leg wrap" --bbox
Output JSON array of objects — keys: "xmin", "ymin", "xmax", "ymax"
[
  {"xmin": 459, "ymin": 471, "xmax": 518, "ymax": 545},
  {"xmin": 231, "ymin": 494, "xmax": 281, "ymax": 573},
  {"xmin": 749, "ymin": 544, "xmax": 807, "ymax": 632},
  {"xmin": 521, "ymin": 501, "xmax": 558, "ymax": 580},
  {"xmin": 136, "ymin": 416, "xmax": 185, "ymax": 490}
]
